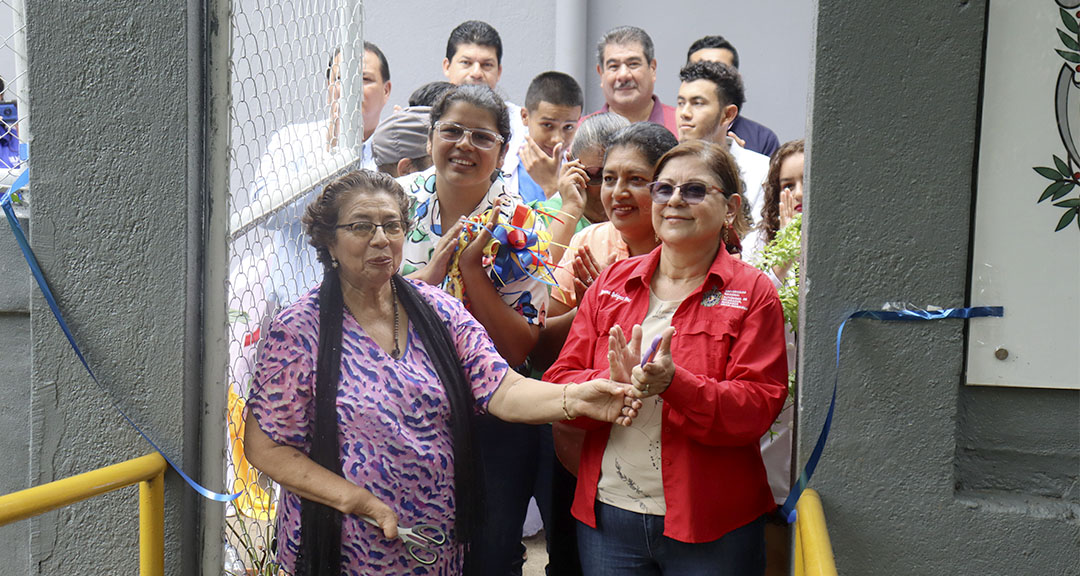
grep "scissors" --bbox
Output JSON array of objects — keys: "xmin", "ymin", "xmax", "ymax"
[{"xmin": 362, "ymin": 515, "xmax": 447, "ymax": 565}]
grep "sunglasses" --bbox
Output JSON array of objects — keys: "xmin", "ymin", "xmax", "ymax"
[
  {"xmin": 648, "ymin": 181, "xmax": 725, "ymax": 205},
  {"xmin": 433, "ymin": 121, "xmax": 504, "ymax": 150}
]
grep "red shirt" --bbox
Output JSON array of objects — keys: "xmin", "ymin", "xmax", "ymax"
[
  {"xmin": 580, "ymin": 94, "xmax": 678, "ymax": 137},
  {"xmin": 544, "ymin": 244, "xmax": 788, "ymax": 543}
]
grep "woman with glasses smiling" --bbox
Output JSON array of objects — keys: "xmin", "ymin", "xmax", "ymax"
[
  {"xmin": 243, "ymin": 170, "xmax": 641, "ymax": 576},
  {"xmin": 546, "ymin": 140, "xmax": 788, "ymax": 575},
  {"xmin": 398, "ymin": 83, "xmax": 577, "ymax": 574}
]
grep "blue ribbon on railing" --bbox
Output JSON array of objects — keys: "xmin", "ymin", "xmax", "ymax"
[
  {"xmin": 779, "ymin": 304, "xmax": 1004, "ymax": 523},
  {"xmin": 2, "ymin": 171, "xmax": 241, "ymax": 502}
]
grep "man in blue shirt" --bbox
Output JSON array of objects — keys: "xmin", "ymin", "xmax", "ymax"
[{"xmin": 687, "ymin": 35, "xmax": 781, "ymax": 157}]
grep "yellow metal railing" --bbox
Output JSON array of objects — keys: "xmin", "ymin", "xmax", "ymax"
[
  {"xmin": 0, "ymin": 452, "xmax": 166, "ymax": 576},
  {"xmin": 793, "ymin": 489, "xmax": 838, "ymax": 576}
]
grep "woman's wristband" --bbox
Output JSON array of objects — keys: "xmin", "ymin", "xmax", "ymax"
[{"xmin": 562, "ymin": 383, "xmax": 576, "ymax": 420}]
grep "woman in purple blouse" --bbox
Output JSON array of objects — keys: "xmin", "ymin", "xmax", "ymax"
[{"xmin": 244, "ymin": 170, "xmax": 640, "ymax": 576}]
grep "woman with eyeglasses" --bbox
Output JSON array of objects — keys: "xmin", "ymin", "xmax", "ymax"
[
  {"xmin": 244, "ymin": 170, "xmax": 641, "ymax": 576},
  {"xmin": 398, "ymin": 83, "xmax": 591, "ymax": 574},
  {"xmin": 545, "ymin": 140, "xmax": 788, "ymax": 575}
]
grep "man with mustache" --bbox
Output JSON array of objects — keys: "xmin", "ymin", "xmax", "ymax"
[{"xmin": 582, "ymin": 26, "xmax": 677, "ymax": 136}]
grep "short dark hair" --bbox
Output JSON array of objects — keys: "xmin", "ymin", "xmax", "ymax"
[
  {"xmin": 596, "ymin": 26, "xmax": 654, "ymax": 68},
  {"xmin": 604, "ymin": 122, "xmax": 679, "ymax": 171},
  {"xmin": 409, "ymin": 81, "xmax": 456, "ymax": 107},
  {"xmin": 327, "ymin": 44, "xmax": 390, "ymax": 83},
  {"xmin": 687, "ymin": 35, "xmax": 740, "ymax": 69},
  {"xmin": 679, "ymin": 60, "xmax": 745, "ymax": 111},
  {"xmin": 364, "ymin": 41, "xmax": 391, "ymax": 83},
  {"xmin": 524, "ymin": 71, "xmax": 583, "ymax": 111},
  {"xmin": 446, "ymin": 20, "xmax": 503, "ymax": 64},
  {"xmin": 429, "ymin": 84, "xmax": 511, "ymax": 156}
]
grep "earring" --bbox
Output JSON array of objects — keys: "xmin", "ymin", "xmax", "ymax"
[
  {"xmin": 722, "ymin": 226, "xmax": 729, "ymax": 244},
  {"xmin": 331, "ymin": 258, "xmax": 339, "ymax": 269}
]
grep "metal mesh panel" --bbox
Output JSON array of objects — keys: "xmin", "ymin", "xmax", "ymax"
[
  {"xmin": 1, "ymin": 0, "xmax": 29, "ymax": 200},
  {"xmin": 225, "ymin": 1, "xmax": 363, "ymax": 573}
]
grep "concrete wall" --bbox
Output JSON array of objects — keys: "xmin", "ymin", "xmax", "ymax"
[
  {"xmin": 17, "ymin": 0, "xmax": 203, "ymax": 574},
  {"xmin": 0, "ymin": 208, "xmax": 30, "ymax": 573},
  {"xmin": 801, "ymin": 1, "xmax": 1080, "ymax": 574}
]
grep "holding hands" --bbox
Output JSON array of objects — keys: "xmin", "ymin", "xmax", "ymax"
[
  {"xmin": 608, "ymin": 324, "xmax": 676, "ymax": 399},
  {"xmin": 565, "ymin": 379, "xmax": 644, "ymax": 427}
]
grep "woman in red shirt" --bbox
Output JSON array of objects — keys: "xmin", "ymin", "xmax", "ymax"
[{"xmin": 545, "ymin": 140, "xmax": 788, "ymax": 575}]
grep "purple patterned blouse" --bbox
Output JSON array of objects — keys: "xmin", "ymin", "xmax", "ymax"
[{"xmin": 247, "ymin": 278, "xmax": 509, "ymax": 575}]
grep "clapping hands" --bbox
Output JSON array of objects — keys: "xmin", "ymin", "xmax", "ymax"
[{"xmin": 608, "ymin": 324, "xmax": 676, "ymax": 398}]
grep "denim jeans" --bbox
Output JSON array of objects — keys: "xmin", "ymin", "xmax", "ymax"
[{"xmin": 577, "ymin": 501, "xmax": 766, "ymax": 576}]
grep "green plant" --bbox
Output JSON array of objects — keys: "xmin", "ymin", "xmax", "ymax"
[{"xmin": 756, "ymin": 213, "xmax": 801, "ymax": 328}]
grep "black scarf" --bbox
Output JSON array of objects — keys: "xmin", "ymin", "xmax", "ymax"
[{"xmin": 298, "ymin": 273, "xmax": 481, "ymax": 575}]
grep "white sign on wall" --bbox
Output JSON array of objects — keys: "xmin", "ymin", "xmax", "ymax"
[{"xmin": 969, "ymin": 0, "xmax": 1080, "ymax": 389}]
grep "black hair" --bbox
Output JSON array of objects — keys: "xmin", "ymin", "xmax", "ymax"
[
  {"xmin": 679, "ymin": 60, "xmax": 745, "ymax": 110},
  {"xmin": 446, "ymin": 20, "xmax": 503, "ymax": 64},
  {"xmin": 596, "ymin": 26, "xmax": 655, "ymax": 68},
  {"xmin": 604, "ymin": 121, "xmax": 679, "ymax": 169},
  {"xmin": 524, "ymin": 71, "xmax": 584, "ymax": 111},
  {"xmin": 687, "ymin": 35, "xmax": 740, "ymax": 69},
  {"xmin": 429, "ymin": 84, "xmax": 511, "ymax": 156},
  {"xmin": 408, "ymin": 81, "xmax": 456, "ymax": 107},
  {"xmin": 326, "ymin": 44, "xmax": 390, "ymax": 83},
  {"xmin": 364, "ymin": 41, "xmax": 391, "ymax": 83}
]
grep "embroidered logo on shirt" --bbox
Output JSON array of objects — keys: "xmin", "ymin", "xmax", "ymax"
[
  {"xmin": 599, "ymin": 289, "xmax": 632, "ymax": 303},
  {"xmin": 702, "ymin": 287, "xmax": 722, "ymax": 307},
  {"xmin": 718, "ymin": 289, "xmax": 749, "ymax": 310}
]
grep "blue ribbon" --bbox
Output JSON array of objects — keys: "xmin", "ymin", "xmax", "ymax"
[
  {"xmin": 779, "ymin": 305, "xmax": 1004, "ymax": 523},
  {"xmin": 2, "ymin": 170, "xmax": 241, "ymax": 502}
]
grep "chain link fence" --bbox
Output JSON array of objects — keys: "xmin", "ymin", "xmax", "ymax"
[
  {"xmin": 224, "ymin": 1, "xmax": 365, "ymax": 573},
  {"xmin": 1, "ymin": 0, "xmax": 29, "ymax": 200}
]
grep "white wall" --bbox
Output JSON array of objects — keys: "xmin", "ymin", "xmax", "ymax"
[{"xmin": 364, "ymin": 0, "xmax": 813, "ymax": 144}]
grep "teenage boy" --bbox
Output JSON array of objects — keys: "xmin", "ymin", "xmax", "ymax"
[{"xmin": 510, "ymin": 71, "xmax": 584, "ymax": 204}]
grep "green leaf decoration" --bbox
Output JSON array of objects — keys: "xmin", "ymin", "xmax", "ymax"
[
  {"xmin": 1054, "ymin": 207, "xmax": 1078, "ymax": 231},
  {"xmin": 1057, "ymin": 49, "xmax": 1080, "ymax": 63},
  {"xmin": 1054, "ymin": 198, "xmax": 1080, "ymax": 208},
  {"xmin": 1062, "ymin": 7, "xmax": 1079, "ymax": 34},
  {"xmin": 1034, "ymin": 166, "xmax": 1064, "ymax": 180},
  {"xmin": 1040, "ymin": 181, "xmax": 1065, "ymax": 202},
  {"xmin": 1059, "ymin": 29, "xmax": 1080, "ymax": 51},
  {"xmin": 1052, "ymin": 181, "xmax": 1076, "ymax": 200},
  {"xmin": 1054, "ymin": 154, "xmax": 1072, "ymax": 176}
]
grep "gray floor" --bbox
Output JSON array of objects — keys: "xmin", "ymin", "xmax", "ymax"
[{"xmin": 523, "ymin": 531, "xmax": 549, "ymax": 576}]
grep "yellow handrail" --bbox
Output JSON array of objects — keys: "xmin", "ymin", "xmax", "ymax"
[
  {"xmin": 794, "ymin": 489, "xmax": 838, "ymax": 576},
  {"xmin": 0, "ymin": 452, "xmax": 166, "ymax": 576}
]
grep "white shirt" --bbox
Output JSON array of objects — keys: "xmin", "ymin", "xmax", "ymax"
[{"xmin": 728, "ymin": 136, "xmax": 770, "ymax": 263}]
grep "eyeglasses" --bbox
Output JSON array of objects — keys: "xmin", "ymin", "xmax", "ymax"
[
  {"xmin": 648, "ymin": 181, "xmax": 725, "ymax": 205},
  {"xmin": 335, "ymin": 220, "xmax": 406, "ymax": 238},
  {"xmin": 433, "ymin": 121, "xmax": 505, "ymax": 150}
]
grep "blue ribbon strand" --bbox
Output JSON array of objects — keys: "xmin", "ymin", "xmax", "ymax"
[
  {"xmin": 2, "ymin": 171, "xmax": 241, "ymax": 502},
  {"xmin": 778, "ymin": 305, "xmax": 1004, "ymax": 524}
]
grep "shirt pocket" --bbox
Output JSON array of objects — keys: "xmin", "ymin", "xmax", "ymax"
[{"xmin": 672, "ymin": 316, "xmax": 739, "ymax": 381}]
